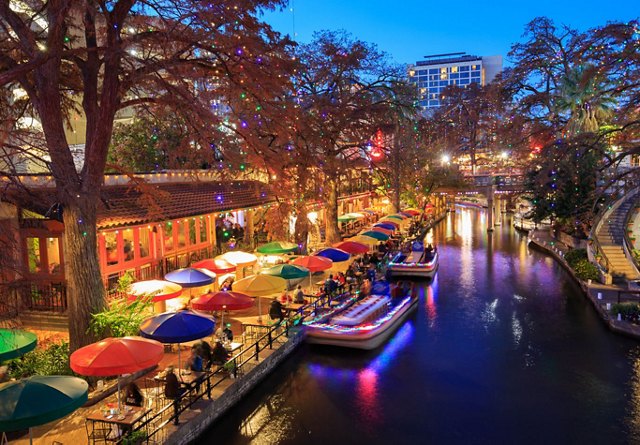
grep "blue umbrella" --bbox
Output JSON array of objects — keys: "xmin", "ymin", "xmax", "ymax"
[
  {"xmin": 313, "ymin": 247, "xmax": 350, "ymax": 262},
  {"xmin": 373, "ymin": 222, "xmax": 397, "ymax": 231},
  {"xmin": 164, "ymin": 268, "xmax": 214, "ymax": 288},
  {"xmin": 140, "ymin": 310, "xmax": 215, "ymax": 373},
  {"xmin": 139, "ymin": 310, "xmax": 215, "ymax": 343}
]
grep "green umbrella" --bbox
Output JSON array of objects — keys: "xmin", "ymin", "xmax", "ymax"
[
  {"xmin": 0, "ymin": 329, "xmax": 37, "ymax": 362},
  {"xmin": 0, "ymin": 375, "xmax": 88, "ymax": 440},
  {"xmin": 338, "ymin": 215, "xmax": 357, "ymax": 222},
  {"xmin": 261, "ymin": 264, "xmax": 310, "ymax": 280},
  {"xmin": 256, "ymin": 241, "xmax": 298, "ymax": 254},
  {"xmin": 361, "ymin": 230, "xmax": 390, "ymax": 241},
  {"xmin": 384, "ymin": 215, "xmax": 404, "ymax": 221}
]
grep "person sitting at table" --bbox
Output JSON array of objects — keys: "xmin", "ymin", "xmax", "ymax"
[
  {"xmin": 280, "ymin": 289, "xmax": 291, "ymax": 304},
  {"xmin": 186, "ymin": 345, "xmax": 203, "ymax": 372},
  {"xmin": 360, "ymin": 278, "xmax": 372, "ymax": 298},
  {"xmin": 124, "ymin": 382, "xmax": 144, "ymax": 407},
  {"xmin": 198, "ymin": 340, "xmax": 213, "ymax": 370},
  {"xmin": 294, "ymin": 285, "xmax": 305, "ymax": 304},
  {"xmin": 163, "ymin": 366, "xmax": 183, "ymax": 400},
  {"xmin": 211, "ymin": 341, "xmax": 230, "ymax": 366},
  {"xmin": 269, "ymin": 296, "xmax": 284, "ymax": 322},
  {"xmin": 222, "ymin": 324, "xmax": 234, "ymax": 342}
]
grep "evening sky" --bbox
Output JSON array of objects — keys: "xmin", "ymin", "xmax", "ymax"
[{"xmin": 262, "ymin": 1, "xmax": 639, "ymax": 66}]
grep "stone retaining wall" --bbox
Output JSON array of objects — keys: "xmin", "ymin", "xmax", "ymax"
[{"xmin": 165, "ymin": 328, "xmax": 305, "ymax": 444}]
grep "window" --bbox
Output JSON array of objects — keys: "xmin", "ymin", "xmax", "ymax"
[
  {"xmin": 199, "ymin": 217, "xmax": 208, "ymax": 243},
  {"xmin": 450, "ymin": 73, "xmax": 459, "ymax": 79},
  {"xmin": 105, "ymin": 232, "xmax": 118, "ymax": 266},
  {"xmin": 451, "ymin": 66, "xmax": 458, "ymax": 73},
  {"xmin": 460, "ymin": 72, "xmax": 470, "ymax": 78},
  {"xmin": 123, "ymin": 229, "xmax": 134, "ymax": 262},
  {"xmin": 26, "ymin": 237, "xmax": 41, "ymax": 273},
  {"xmin": 440, "ymin": 67, "xmax": 447, "ymax": 74},
  {"xmin": 459, "ymin": 66, "xmax": 470, "ymax": 72},
  {"xmin": 459, "ymin": 79, "xmax": 470, "ymax": 85},
  {"xmin": 429, "ymin": 68, "xmax": 438, "ymax": 74},
  {"xmin": 46, "ymin": 238, "xmax": 61, "ymax": 274},
  {"xmin": 177, "ymin": 220, "xmax": 186, "ymax": 248},
  {"xmin": 189, "ymin": 219, "xmax": 197, "ymax": 244},
  {"xmin": 139, "ymin": 227, "xmax": 150, "ymax": 258},
  {"xmin": 163, "ymin": 221, "xmax": 174, "ymax": 251}
]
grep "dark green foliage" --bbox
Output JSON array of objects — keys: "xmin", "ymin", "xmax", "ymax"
[
  {"xmin": 8, "ymin": 342, "xmax": 72, "ymax": 379},
  {"xmin": 611, "ymin": 303, "xmax": 640, "ymax": 324},
  {"xmin": 564, "ymin": 248, "xmax": 588, "ymax": 267},
  {"xmin": 572, "ymin": 259, "xmax": 600, "ymax": 281}
]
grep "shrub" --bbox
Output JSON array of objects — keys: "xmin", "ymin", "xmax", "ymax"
[
  {"xmin": 572, "ymin": 259, "xmax": 600, "ymax": 281},
  {"xmin": 89, "ymin": 295, "xmax": 153, "ymax": 338},
  {"xmin": 8, "ymin": 341, "xmax": 72, "ymax": 379},
  {"xmin": 612, "ymin": 303, "xmax": 640, "ymax": 323},
  {"xmin": 564, "ymin": 248, "xmax": 588, "ymax": 268}
]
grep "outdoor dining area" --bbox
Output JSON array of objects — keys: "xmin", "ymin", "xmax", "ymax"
[{"xmin": 0, "ymin": 207, "xmax": 428, "ymax": 444}]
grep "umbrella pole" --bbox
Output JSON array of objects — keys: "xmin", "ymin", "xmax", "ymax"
[
  {"xmin": 258, "ymin": 296, "xmax": 262, "ymax": 323},
  {"xmin": 178, "ymin": 345, "xmax": 182, "ymax": 376},
  {"xmin": 29, "ymin": 428, "xmax": 32, "ymax": 445},
  {"xmin": 117, "ymin": 376, "xmax": 121, "ymax": 414}
]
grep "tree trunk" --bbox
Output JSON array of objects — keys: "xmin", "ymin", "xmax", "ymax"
[
  {"xmin": 293, "ymin": 202, "xmax": 309, "ymax": 255},
  {"xmin": 324, "ymin": 176, "xmax": 341, "ymax": 245},
  {"xmin": 61, "ymin": 195, "xmax": 106, "ymax": 352}
]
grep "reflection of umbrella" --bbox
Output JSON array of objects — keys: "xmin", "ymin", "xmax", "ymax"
[
  {"xmin": 127, "ymin": 280, "xmax": 182, "ymax": 302},
  {"xmin": 139, "ymin": 311, "xmax": 214, "ymax": 375},
  {"xmin": 192, "ymin": 258, "xmax": 236, "ymax": 274},
  {"xmin": 257, "ymin": 241, "xmax": 298, "ymax": 254},
  {"xmin": 191, "ymin": 291, "xmax": 254, "ymax": 328},
  {"xmin": 372, "ymin": 280, "xmax": 391, "ymax": 295},
  {"xmin": 399, "ymin": 211, "xmax": 414, "ymax": 218},
  {"xmin": 385, "ymin": 215, "xmax": 405, "ymax": 221},
  {"xmin": 333, "ymin": 241, "xmax": 369, "ymax": 255},
  {"xmin": 313, "ymin": 247, "xmax": 350, "ymax": 262},
  {"xmin": 0, "ymin": 329, "xmax": 37, "ymax": 362},
  {"xmin": 373, "ymin": 222, "xmax": 397, "ymax": 231},
  {"xmin": 165, "ymin": 268, "xmax": 214, "ymax": 288},
  {"xmin": 361, "ymin": 230, "xmax": 389, "ymax": 241},
  {"xmin": 0, "ymin": 375, "xmax": 88, "ymax": 443},
  {"xmin": 378, "ymin": 219, "xmax": 400, "ymax": 227},
  {"xmin": 233, "ymin": 274, "xmax": 287, "ymax": 297},
  {"xmin": 403, "ymin": 209, "xmax": 421, "ymax": 216},
  {"xmin": 291, "ymin": 255, "xmax": 333, "ymax": 273},
  {"xmin": 261, "ymin": 264, "xmax": 310, "ymax": 280},
  {"xmin": 338, "ymin": 214, "xmax": 357, "ymax": 222},
  {"xmin": 70, "ymin": 336, "xmax": 163, "ymax": 412}
]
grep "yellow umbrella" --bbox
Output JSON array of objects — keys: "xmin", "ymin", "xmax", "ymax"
[
  {"xmin": 233, "ymin": 274, "xmax": 287, "ymax": 323},
  {"xmin": 349, "ymin": 235, "xmax": 379, "ymax": 247}
]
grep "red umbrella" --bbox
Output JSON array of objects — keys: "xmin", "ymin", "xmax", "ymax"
[
  {"xmin": 70, "ymin": 336, "xmax": 164, "ymax": 413},
  {"xmin": 377, "ymin": 219, "xmax": 400, "ymax": 228},
  {"xmin": 192, "ymin": 258, "xmax": 236, "ymax": 274},
  {"xmin": 403, "ymin": 209, "xmax": 421, "ymax": 216},
  {"xmin": 70, "ymin": 336, "xmax": 164, "ymax": 376},
  {"xmin": 191, "ymin": 291, "xmax": 254, "ymax": 312},
  {"xmin": 291, "ymin": 255, "xmax": 333, "ymax": 273},
  {"xmin": 333, "ymin": 241, "xmax": 369, "ymax": 255}
]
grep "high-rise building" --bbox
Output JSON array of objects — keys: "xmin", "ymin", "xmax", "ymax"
[{"xmin": 408, "ymin": 52, "xmax": 502, "ymax": 109}]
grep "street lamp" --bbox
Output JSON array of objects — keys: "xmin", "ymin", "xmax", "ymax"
[{"xmin": 441, "ymin": 154, "xmax": 450, "ymax": 165}]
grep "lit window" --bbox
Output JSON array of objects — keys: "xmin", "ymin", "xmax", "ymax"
[
  {"xmin": 440, "ymin": 67, "xmax": 447, "ymax": 74},
  {"xmin": 451, "ymin": 66, "xmax": 458, "ymax": 73},
  {"xmin": 440, "ymin": 73, "xmax": 447, "ymax": 80},
  {"xmin": 409, "ymin": 70, "xmax": 415, "ymax": 77},
  {"xmin": 472, "ymin": 65, "xmax": 477, "ymax": 69}
]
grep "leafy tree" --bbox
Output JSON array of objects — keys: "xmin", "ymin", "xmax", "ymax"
[{"xmin": 0, "ymin": 0, "xmax": 293, "ymax": 351}]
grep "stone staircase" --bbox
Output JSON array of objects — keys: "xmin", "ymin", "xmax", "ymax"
[
  {"xmin": 19, "ymin": 310, "xmax": 69, "ymax": 332},
  {"xmin": 596, "ymin": 198, "xmax": 640, "ymax": 282}
]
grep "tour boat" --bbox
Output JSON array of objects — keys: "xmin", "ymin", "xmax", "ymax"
[
  {"xmin": 385, "ymin": 240, "xmax": 438, "ymax": 279},
  {"xmin": 304, "ymin": 290, "xmax": 418, "ymax": 350}
]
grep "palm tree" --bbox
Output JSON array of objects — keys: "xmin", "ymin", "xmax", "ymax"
[{"xmin": 556, "ymin": 64, "xmax": 615, "ymax": 135}]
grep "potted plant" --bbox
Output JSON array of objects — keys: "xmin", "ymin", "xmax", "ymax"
[{"xmin": 122, "ymin": 430, "xmax": 148, "ymax": 445}]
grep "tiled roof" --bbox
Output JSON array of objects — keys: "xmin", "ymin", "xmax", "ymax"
[{"xmin": 4, "ymin": 180, "xmax": 276, "ymax": 230}]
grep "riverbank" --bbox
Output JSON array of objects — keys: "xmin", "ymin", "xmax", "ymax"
[{"xmin": 528, "ymin": 229, "xmax": 640, "ymax": 340}]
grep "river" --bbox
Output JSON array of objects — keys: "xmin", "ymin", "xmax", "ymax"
[{"xmin": 202, "ymin": 207, "xmax": 640, "ymax": 444}]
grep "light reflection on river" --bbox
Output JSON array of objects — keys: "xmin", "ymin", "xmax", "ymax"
[{"xmin": 203, "ymin": 207, "xmax": 640, "ymax": 444}]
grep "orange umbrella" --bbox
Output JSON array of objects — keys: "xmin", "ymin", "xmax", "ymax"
[{"xmin": 370, "ymin": 227, "xmax": 393, "ymax": 236}]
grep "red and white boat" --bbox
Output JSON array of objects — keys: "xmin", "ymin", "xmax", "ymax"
[{"xmin": 304, "ymin": 291, "xmax": 418, "ymax": 350}]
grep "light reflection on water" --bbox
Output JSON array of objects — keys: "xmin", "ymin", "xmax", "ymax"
[{"xmin": 203, "ymin": 208, "xmax": 640, "ymax": 444}]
